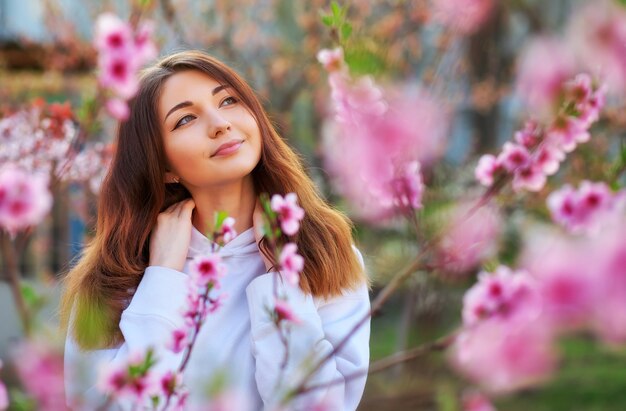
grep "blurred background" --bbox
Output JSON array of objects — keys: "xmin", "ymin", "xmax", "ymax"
[{"xmin": 1, "ymin": 0, "xmax": 626, "ymax": 410}]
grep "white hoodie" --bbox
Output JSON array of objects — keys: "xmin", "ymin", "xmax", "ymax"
[{"xmin": 64, "ymin": 226, "xmax": 371, "ymax": 411}]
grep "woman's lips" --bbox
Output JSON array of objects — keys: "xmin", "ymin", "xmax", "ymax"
[{"xmin": 211, "ymin": 140, "xmax": 243, "ymax": 157}]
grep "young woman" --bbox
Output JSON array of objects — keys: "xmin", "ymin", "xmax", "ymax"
[{"xmin": 60, "ymin": 50, "xmax": 370, "ymax": 410}]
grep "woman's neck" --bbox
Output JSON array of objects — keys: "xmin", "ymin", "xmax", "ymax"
[{"xmin": 188, "ymin": 175, "xmax": 255, "ymax": 237}]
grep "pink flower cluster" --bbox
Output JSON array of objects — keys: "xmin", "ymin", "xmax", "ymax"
[
  {"xmin": 0, "ymin": 102, "xmax": 112, "ymax": 193},
  {"xmin": 94, "ymin": 13, "xmax": 157, "ymax": 120},
  {"xmin": 278, "ymin": 242, "xmax": 304, "ymax": 286},
  {"xmin": 0, "ymin": 102, "xmax": 76, "ymax": 174},
  {"xmin": 11, "ymin": 341, "xmax": 66, "ymax": 411},
  {"xmin": 454, "ymin": 213, "xmax": 626, "ymax": 393},
  {"xmin": 168, "ymin": 252, "xmax": 228, "ymax": 354},
  {"xmin": 431, "ymin": 0, "xmax": 494, "ymax": 35},
  {"xmin": 567, "ymin": 0, "xmax": 626, "ymax": 94},
  {"xmin": 517, "ymin": 1, "xmax": 626, "ymax": 109},
  {"xmin": 0, "ymin": 166, "xmax": 53, "ymax": 236},
  {"xmin": 520, "ymin": 220, "xmax": 626, "ymax": 344},
  {"xmin": 476, "ymin": 74, "xmax": 605, "ymax": 192},
  {"xmin": 547, "ymin": 181, "xmax": 626, "ymax": 234},
  {"xmin": 271, "ymin": 193, "xmax": 305, "ymax": 236},
  {"xmin": 318, "ymin": 47, "xmax": 448, "ymax": 222},
  {"xmin": 0, "ymin": 360, "xmax": 8, "ymax": 411},
  {"xmin": 97, "ymin": 350, "xmax": 190, "ymax": 410},
  {"xmin": 270, "ymin": 193, "xmax": 306, "ymax": 322},
  {"xmin": 451, "ymin": 266, "xmax": 556, "ymax": 394}
]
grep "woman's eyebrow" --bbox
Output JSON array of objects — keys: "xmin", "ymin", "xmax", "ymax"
[{"xmin": 164, "ymin": 84, "xmax": 231, "ymax": 123}]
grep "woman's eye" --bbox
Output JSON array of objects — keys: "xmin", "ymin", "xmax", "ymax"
[
  {"xmin": 174, "ymin": 114, "xmax": 195, "ymax": 129},
  {"xmin": 221, "ymin": 96, "xmax": 238, "ymax": 107}
]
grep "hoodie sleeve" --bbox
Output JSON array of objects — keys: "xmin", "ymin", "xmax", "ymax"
[
  {"xmin": 245, "ymin": 247, "xmax": 371, "ymax": 411},
  {"xmin": 64, "ymin": 266, "xmax": 190, "ymax": 410}
]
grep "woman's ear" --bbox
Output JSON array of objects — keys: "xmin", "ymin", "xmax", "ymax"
[{"xmin": 164, "ymin": 171, "xmax": 180, "ymax": 184}]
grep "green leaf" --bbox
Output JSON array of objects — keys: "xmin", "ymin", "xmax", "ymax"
[
  {"xmin": 331, "ymin": 1, "xmax": 341, "ymax": 18},
  {"xmin": 8, "ymin": 388, "xmax": 37, "ymax": 411},
  {"xmin": 341, "ymin": 23, "xmax": 352, "ymax": 41},
  {"xmin": 321, "ymin": 14, "xmax": 333, "ymax": 27},
  {"xmin": 140, "ymin": 0, "xmax": 153, "ymax": 6},
  {"xmin": 20, "ymin": 283, "xmax": 40, "ymax": 307},
  {"xmin": 344, "ymin": 45, "xmax": 387, "ymax": 76},
  {"xmin": 618, "ymin": 0, "xmax": 626, "ymax": 8},
  {"xmin": 213, "ymin": 210, "xmax": 228, "ymax": 233}
]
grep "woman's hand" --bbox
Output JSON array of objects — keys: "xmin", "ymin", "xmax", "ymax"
[
  {"xmin": 149, "ymin": 198, "xmax": 196, "ymax": 272},
  {"xmin": 253, "ymin": 199, "xmax": 275, "ymax": 272}
]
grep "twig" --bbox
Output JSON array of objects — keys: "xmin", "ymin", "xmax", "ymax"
[
  {"xmin": 1, "ymin": 231, "xmax": 32, "ymax": 336},
  {"xmin": 296, "ymin": 331, "xmax": 457, "ymax": 396}
]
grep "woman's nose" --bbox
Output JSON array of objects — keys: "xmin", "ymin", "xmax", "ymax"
[{"xmin": 205, "ymin": 109, "xmax": 232, "ymax": 139}]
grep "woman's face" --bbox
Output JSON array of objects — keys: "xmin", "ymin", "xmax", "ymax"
[{"xmin": 158, "ymin": 70, "xmax": 262, "ymax": 188}]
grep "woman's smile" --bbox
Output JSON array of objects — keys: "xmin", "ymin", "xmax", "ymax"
[{"xmin": 211, "ymin": 139, "xmax": 244, "ymax": 158}]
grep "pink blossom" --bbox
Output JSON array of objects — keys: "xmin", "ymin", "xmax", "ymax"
[
  {"xmin": 279, "ymin": 243, "xmax": 304, "ymax": 285},
  {"xmin": 462, "ymin": 266, "xmax": 540, "ymax": 327},
  {"xmin": 168, "ymin": 328, "xmax": 189, "ymax": 354},
  {"xmin": 512, "ymin": 164, "xmax": 547, "ymax": 192},
  {"xmin": 547, "ymin": 181, "xmax": 619, "ymax": 233},
  {"xmin": 98, "ymin": 363, "xmax": 128, "ymax": 396},
  {"xmin": 451, "ymin": 319, "xmax": 557, "ymax": 394},
  {"xmin": 190, "ymin": 253, "xmax": 226, "ymax": 287},
  {"xmin": 207, "ymin": 293, "xmax": 227, "ymax": 314},
  {"xmin": 547, "ymin": 184, "xmax": 578, "ymax": 229},
  {"xmin": 94, "ymin": 12, "xmax": 157, "ymax": 109},
  {"xmin": 105, "ymin": 98, "xmax": 130, "ymax": 120},
  {"xmin": 274, "ymin": 298, "xmax": 301, "ymax": 324},
  {"xmin": 436, "ymin": 203, "xmax": 501, "ymax": 275},
  {"xmin": 565, "ymin": 73, "xmax": 593, "ymax": 104},
  {"xmin": 159, "ymin": 371, "xmax": 182, "ymax": 397},
  {"xmin": 97, "ymin": 352, "xmax": 157, "ymax": 402},
  {"xmin": 546, "ymin": 116, "xmax": 590, "ymax": 153},
  {"xmin": 516, "ymin": 37, "xmax": 577, "ymax": 118},
  {"xmin": 174, "ymin": 389, "xmax": 189, "ymax": 411},
  {"xmin": 514, "ymin": 120, "xmax": 542, "ymax": 149},
  {"xmin": 567, "ymin": 0, "xmax": 626, "ymax": 94},
  {"xmin": 271, "ymin": 193, "xmax": 305, "ymax": 236},
  {"xmin": 462, "ymin": 391, "xmax": 496, "ymax": 411},
  {"xmin": 11, "ymin": 341, "xmax": 65, "ymax": 411},
  {"xmin": 133, "ymin": 21, "xmax": 158, "ymax": 62},
  {"xmin": 98, "ymin": 55, "xmax": 140, "ymax": 99},
  {"xmin": 94, "ymin": 13, "xmax": 133, "ymax": 54},
  {"xmin": 532, "ymin": 143, "xmax": 564, "ymax": 176},
  {"xmin": 578, "ymin": 86, "xmax": 606, "ymax": 127},
  {"xmin": 497, "ymin": 142, "xmax": 531, "ymax": 172},
  {"xmin": 182, "ymin": 283, "xmax": 202, "ymax": 326},
  {"xmin": 474, "ymin": 154, "xmax": 500, "ymax": 187},
  {"xmin": 220, "ymin": 216, "xmax": 237, "ymax": 244},
  {"xmin": 431, "ymin": 0, "xmax": 494, "ymax": 35},
  {"xmin": 0, "ymin": 166, "xmax": 53, "ymax": 236},
  {"xmin": 316, "ymin": 47, "xmax": 345, "ymax": 72},
  {"xmin": 390, "ymin": 161, "xmax": 424, "ymax": 211},
  {"xmin": 321, "ymin": 72, "xmax": 448, "ymax": 222}
]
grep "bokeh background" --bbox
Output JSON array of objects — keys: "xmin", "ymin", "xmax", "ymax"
[{"xmin": 1, "ymin": 0, "xmax": 626, "ymax": 410}]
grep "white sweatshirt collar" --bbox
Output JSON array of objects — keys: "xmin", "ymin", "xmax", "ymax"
[{"xmin": 188, "ymin": 225, "xmax": 258, "ymax": 259}]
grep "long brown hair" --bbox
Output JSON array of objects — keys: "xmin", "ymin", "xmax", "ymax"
[{"xmin": 60, "ymin": 50, "xmax": 367, "ymax": 349}]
